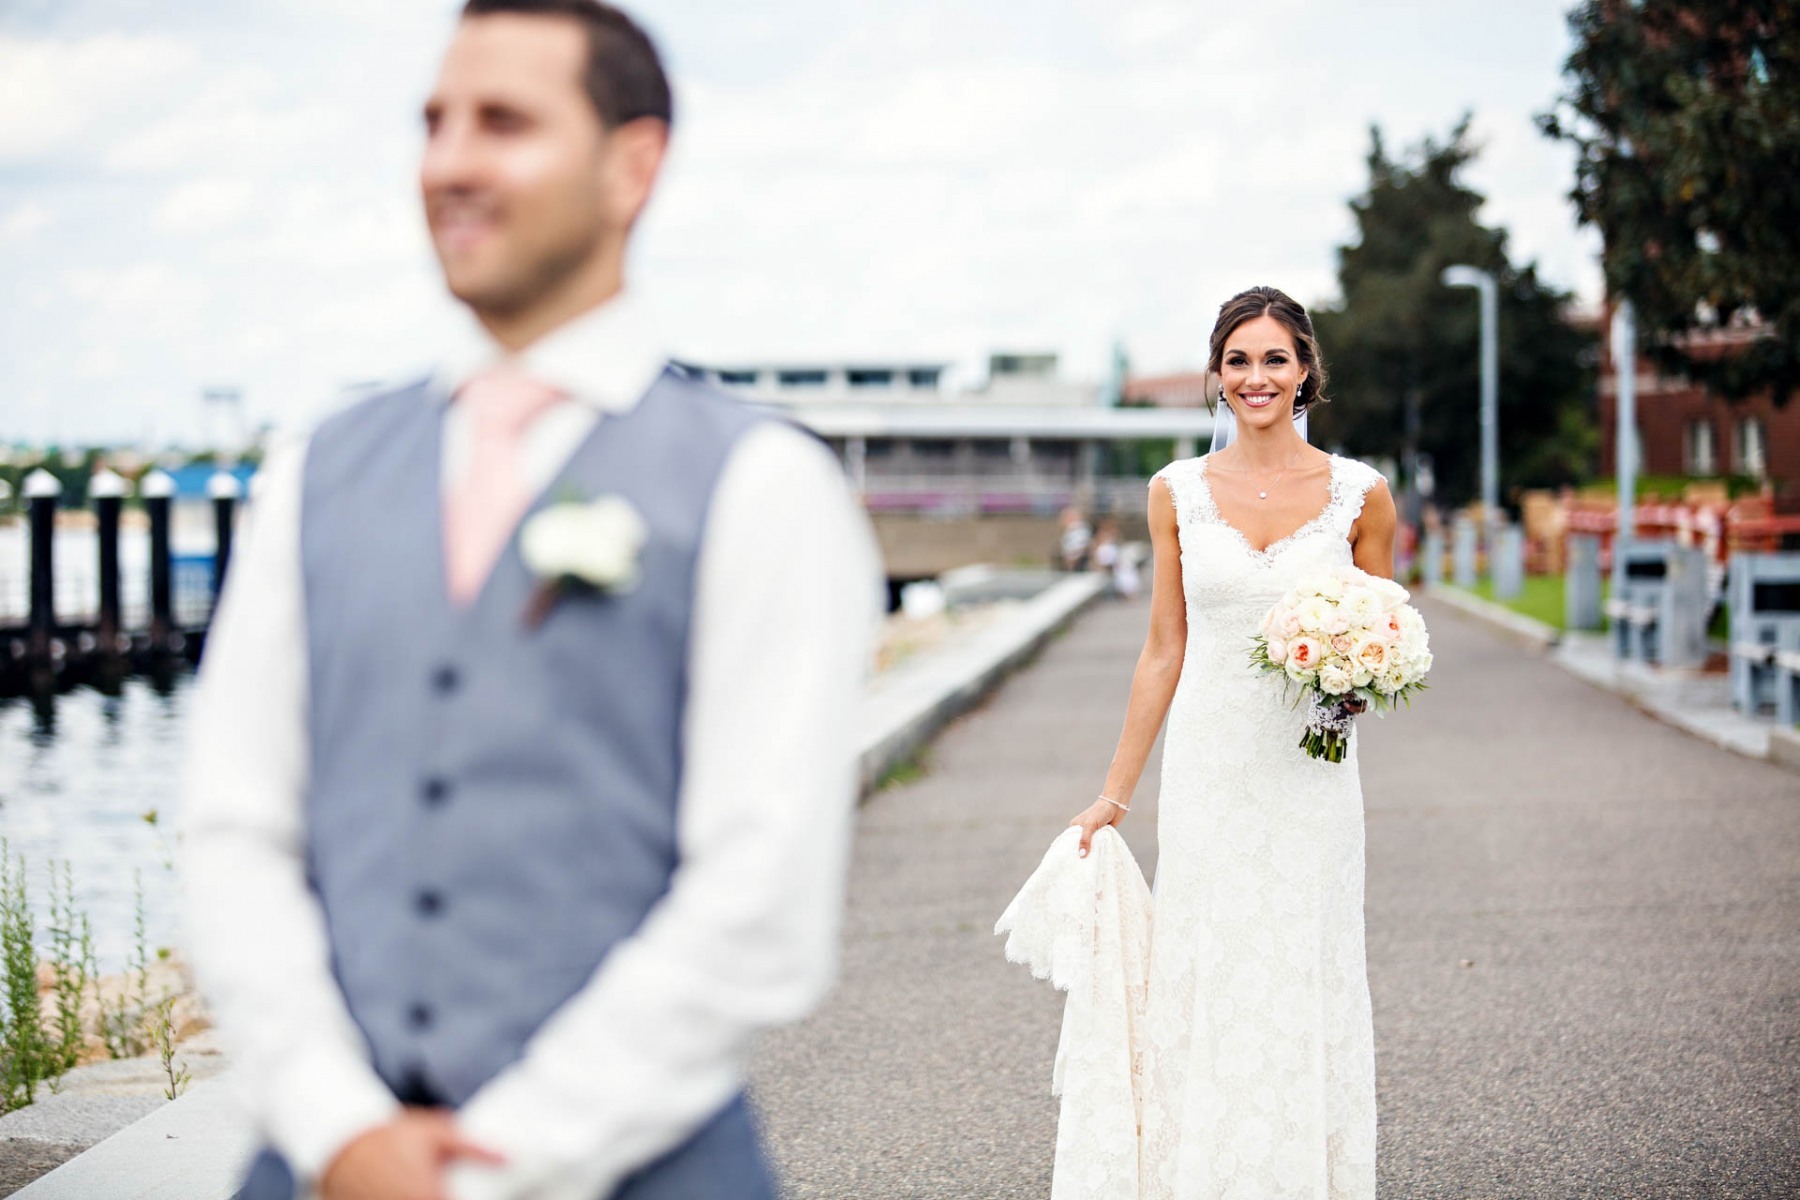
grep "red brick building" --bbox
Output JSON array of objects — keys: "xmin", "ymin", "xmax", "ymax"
[
  {"xmin": 1122, "ymin": 370, "xmax": 1214, "ymax": 409},
  {"xmin": 1598, "ymin": 317, "xmax": 1797, "ymax": 508}
]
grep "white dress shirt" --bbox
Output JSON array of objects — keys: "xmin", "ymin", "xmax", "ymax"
[{"xmin": 181, "ymin": 291, "xmax": 883, "ymax": 1199}]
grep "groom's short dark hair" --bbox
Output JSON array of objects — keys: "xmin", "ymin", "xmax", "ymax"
[{"xmin": 461, "ymin": 0, "xmax": 673, "ymax": 130}]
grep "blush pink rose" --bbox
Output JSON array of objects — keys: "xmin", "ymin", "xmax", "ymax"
[
  {"xmin": 1267, "ymin": 637, "xmax": 1289, "ymax": 665},
  {"xmin": 1277, "ymin": 611, "xmax": 1304, "ymax": 638},
  {"xmin": 1354, "ymin": 636, "xmax": 1389, "ymax": 673},
  {"xmin": 1288, "ymin": 635, "xmax": 1324, "ymax": 672}
]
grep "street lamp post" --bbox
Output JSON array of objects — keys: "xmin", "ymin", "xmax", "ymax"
[
  {"xmin": 1611, "ymin": 300, "xmax": 1638, "ymax": 599},
  {"xmin": 1440, "ymin": 265, "xmax": 1500, "ymax": 562}
]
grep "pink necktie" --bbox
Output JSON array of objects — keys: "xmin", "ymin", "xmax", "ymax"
[{"xmin": 444, "ymin": 367, "xmax": 565, "ymax": 605}]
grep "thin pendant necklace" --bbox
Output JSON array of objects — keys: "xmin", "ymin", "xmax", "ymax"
[{"xmin": 1252, "ymin": 446, "xmax": 1304, "ymax": 500}]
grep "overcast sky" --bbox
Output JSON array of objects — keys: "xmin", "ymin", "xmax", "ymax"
[{"xmin": 1, "ymin": 0, "xmax": 1601, "ymax": 447}]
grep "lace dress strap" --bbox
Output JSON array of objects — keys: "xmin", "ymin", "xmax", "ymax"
[
  {"xmin": 1326, "ymin": 456, "xmax": 1385, "ymax": 537},
  {"xmin": 1150, "ymin": 457, "xmax": 1211, "ymax": 532}
]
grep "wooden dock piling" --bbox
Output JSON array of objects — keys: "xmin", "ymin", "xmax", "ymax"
[
  {"xmin": 141, "ymin": 469, "xmax": 177, "ymax": 657},
  {"xmin": 92, "ymin": 469, "xmax": 127, "ymax": 654},
  {"xmin": 25, "ymin": 469, "xmax": 61, "ymax": 670}
]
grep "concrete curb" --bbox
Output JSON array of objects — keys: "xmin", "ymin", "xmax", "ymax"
[
  {"xmin": 14, "ymin": 571, "xmax": 1118, "ymax": 1198},
  {"xmin": 1551, "ymin": 631, "xmax": 1775, "ymax": 761},
  {"xmin": 1423, "ymin": 583, "xmax": 1561, "ymax": 651},
  {"xmin": 11, "ymin": 1078, "xmax": 255, "ymax": 1200},
  {"xmin": 857, "ymin": 572, "xmax": 1109, "ymax": 796}
]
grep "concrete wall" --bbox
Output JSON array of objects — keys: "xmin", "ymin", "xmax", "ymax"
[{"xmin": 872, "ymin": 509, "xmax": 1151, "ymax": 578}]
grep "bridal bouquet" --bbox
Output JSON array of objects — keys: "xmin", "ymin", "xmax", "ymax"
[{"xmin": 1249, "ymin": 566, "xmax": 1432, "ymax": 763}]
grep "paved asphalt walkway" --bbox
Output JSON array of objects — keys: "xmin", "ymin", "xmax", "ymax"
[{"xmin": 749, "ymin": 594, "xmax": 1800, "ymax": 1199}]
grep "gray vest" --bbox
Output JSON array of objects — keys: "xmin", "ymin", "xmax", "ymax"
[{"xmin": 297, "ymin": 367, "xmax": 764, "ymax": 1112}]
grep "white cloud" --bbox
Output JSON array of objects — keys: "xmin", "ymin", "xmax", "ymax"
[
  {"xmin": 0, "ymin": 32, "xmax": 200, "ymax": 163},
  {"xmin": 63, "ymin": 260, "xmax": 211, "ymax": 341},
  {"xmin": 0, "ymin": 0, "xmax": 1602, "ymax": 443},
  {"xmin": 0, "ymin": 200, "xmax": 53, "ymax": 243},
  {"xmin": 1103, "ymin": 1, "xmax": 1206, "ymax": 52},
  {"xmin": 105, "ymin": 65, "xmax": 361, "ymax": 174},
  {"xmin": 153, "ymin": 176, "xmax": 257, "ymax": 233}
]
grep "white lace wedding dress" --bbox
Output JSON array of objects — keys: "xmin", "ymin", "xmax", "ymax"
[{"xmin": 1138, "ymin": 452, "xmax": 1380, "ymax": 1199}]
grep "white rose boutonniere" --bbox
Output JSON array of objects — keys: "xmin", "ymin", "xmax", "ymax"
[{"xmin": 519, "ymin": 495, "xmax": 647, "ymax": 626}]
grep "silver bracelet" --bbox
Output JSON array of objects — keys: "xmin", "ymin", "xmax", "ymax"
[{"xmin": 1099, "ymin": 794, "xmax": 1129, "ymax": 814}]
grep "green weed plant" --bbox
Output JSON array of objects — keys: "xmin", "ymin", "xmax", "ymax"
[{"xmin": 0, "ymin": 853, "xmax": 187, "ymax": 1115}]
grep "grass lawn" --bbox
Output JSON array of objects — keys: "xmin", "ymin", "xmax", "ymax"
[
  {"xmin": 1441, "ymin": 573, "xmax": 1729, "ymax": 641},
  {"xmin": 1449, "ymin": 574, "xmax": 1576, "ymax": 631}
]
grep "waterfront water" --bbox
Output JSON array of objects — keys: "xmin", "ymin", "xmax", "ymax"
[{"xmin": 0, "ymin": 677, "xmax": 189, "ymax": 971}]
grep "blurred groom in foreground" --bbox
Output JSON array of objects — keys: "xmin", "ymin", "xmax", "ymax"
[{"xmin": 182, "ymin": 2, "xmax": 880, "ymax": 1197}]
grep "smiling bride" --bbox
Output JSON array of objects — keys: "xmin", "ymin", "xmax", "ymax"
[{"xmin": 1065, "ymin": 285, "xmax": 1397, "ymax": 1199}]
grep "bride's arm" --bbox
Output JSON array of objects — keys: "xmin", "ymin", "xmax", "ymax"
[
  {"xmin": 1339, "ymin": 481, "xmax": 1401, "ymax": 715},
  {"xmin": 1071, "ymin": 477, "xmax": 1186, "ymax": 856},
  {"xmin": 1350, "ymin": 480, "xmax": 1398, "ymax": 580}
]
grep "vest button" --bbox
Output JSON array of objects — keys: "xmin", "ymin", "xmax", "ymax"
[
  {"xmin": 422, "ymin": 778, "xmax": 451, "ymax": 807},
  {"xmin": 415, "ymin": 890, "xmax": 445, "ymax": 917},
  {"xmin": 407, "ymin": 1003, "xmax": 434, "ymax": 1031},
  {"xmin": 431, "ymin": 665, "xmax": 460, "ymax": 694}
]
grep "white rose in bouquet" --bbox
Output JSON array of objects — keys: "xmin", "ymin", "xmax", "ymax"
[
  {"xmin": 1318, "ymin": 664, "xmax": 1354, "ymax": 695},
  {"xmin": 1313, "ymin": 572, "xmax": 1348, "ymax": 601},
  {"xmin": 1340, "ymin": 586, "xmax": 1384, "ymax": 626},
  {"xmin": 1397, "ymin": 604, "xmax": 1428, "ymax": 640},
  {"xmin": 1369, "ymin": 576, "xmax": 1411, "ymax": 609},
  {"xmin": 1293, "ymin": 597, "xmax": 1333, "ymax": 635}
]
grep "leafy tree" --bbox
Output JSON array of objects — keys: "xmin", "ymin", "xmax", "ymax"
[
  {"xmin": 1540, "ymin": 0, "xmax": 1800, "ymax": 403},
  {"xmin": 1310, "ymin": 120, "xmax": 1596, "ymax": 510}
]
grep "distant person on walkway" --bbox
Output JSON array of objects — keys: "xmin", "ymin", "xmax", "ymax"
[
  {"xmin": 1090, "ymin": 517, "xmax": 1140, "ymax": 600},
  {"xmin": 181, "ymin": 4, "xmax": 879, "ymax": 1199},
  {"xmin": 1091, "ymin": 517, "xmax": 1120, "ymax": 582},
  {"xmin": 1058, "ymin": 505, "xmax": 1093, "ymax": 572},
  {"xmin": 1065, "ymin": 286, "xmax": 1396, "ymax": 1196}
]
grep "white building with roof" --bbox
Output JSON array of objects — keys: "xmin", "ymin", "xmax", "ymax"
[{"xmin": 681, "ymin": 352, "xmax": 1215, "ymax": 518}]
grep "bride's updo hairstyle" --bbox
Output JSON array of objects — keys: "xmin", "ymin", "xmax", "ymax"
[{"xmin": 1206, "ymin": 286, "xmax": 1331, "ymax": 415}]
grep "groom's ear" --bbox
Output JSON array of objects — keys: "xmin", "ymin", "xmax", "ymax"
[{"xmin": 597, "ymin": 116, "xmax": 668, "ymax": 230}]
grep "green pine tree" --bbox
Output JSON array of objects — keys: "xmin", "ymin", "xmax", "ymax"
[{"xmin": 1309, "ymin": 120, "xmax": 1597, "ymax": 510}]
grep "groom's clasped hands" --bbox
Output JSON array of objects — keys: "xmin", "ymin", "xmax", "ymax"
[{"xmin": 319, "ymin": 1109, "xmax": 502, "ymax": 1200}]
